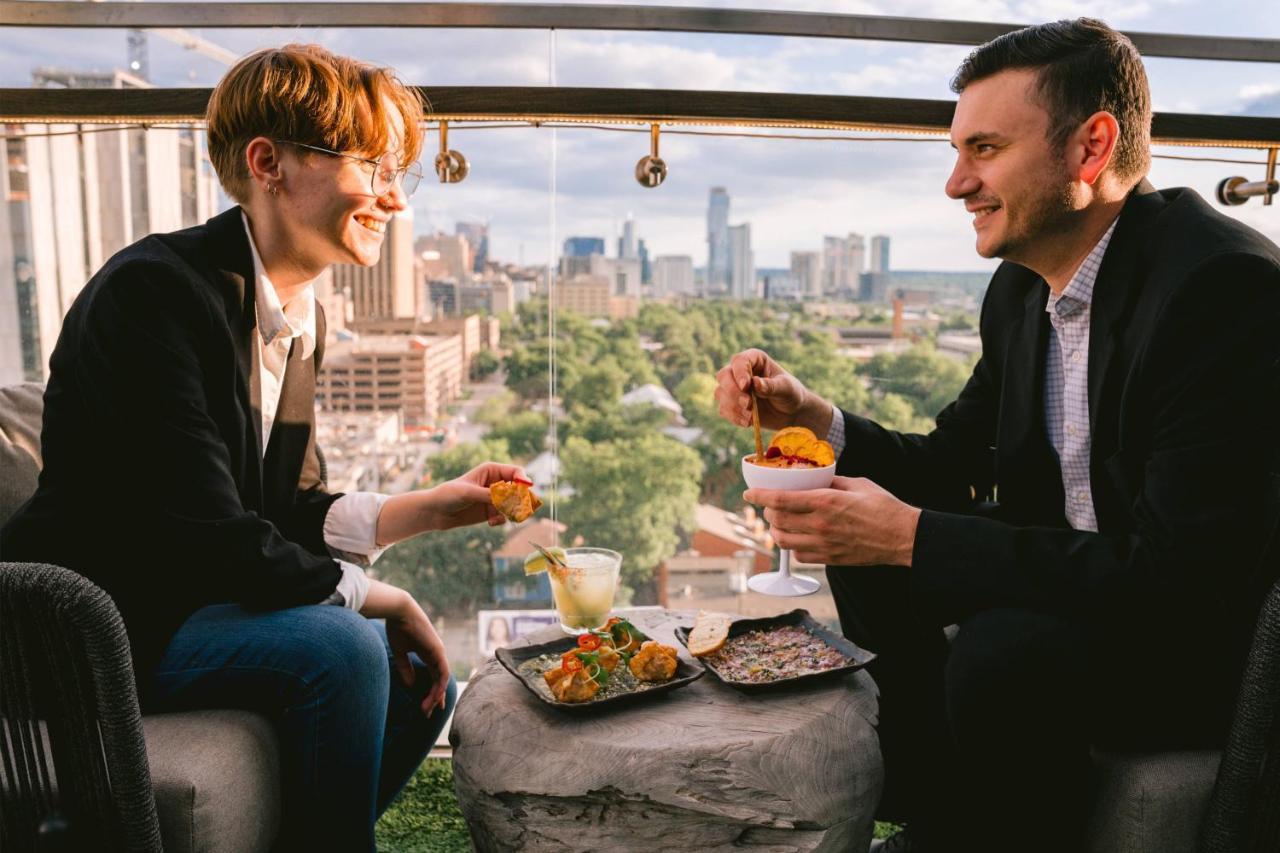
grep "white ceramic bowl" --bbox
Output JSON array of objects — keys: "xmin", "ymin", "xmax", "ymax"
[{"xmin": 741, "ymin": 454, "xmax": 836, "ymax": 491}]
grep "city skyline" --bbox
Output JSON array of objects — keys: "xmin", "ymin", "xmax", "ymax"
[{"xmin": 2, "ymin": 1, "xmax": 1277, "ymax": 274}]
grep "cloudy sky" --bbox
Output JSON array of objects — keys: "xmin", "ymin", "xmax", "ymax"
[{"xmin": 4, "ymin": 0, "xmax": 1279, "ymax": 271}]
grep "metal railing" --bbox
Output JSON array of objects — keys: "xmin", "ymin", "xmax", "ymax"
[{"xmin": 2, "ymin": 3, "xmax": 1279, "ymax": 151}]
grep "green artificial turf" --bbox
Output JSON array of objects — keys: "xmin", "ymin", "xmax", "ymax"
[{"xmin": 375, "ymin": 760, "xmax": 471, "ymax": 853}]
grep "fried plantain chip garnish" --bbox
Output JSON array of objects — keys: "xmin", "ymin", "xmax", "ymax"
[{"xmin": 490, "ymin": 478, "xmax": 543, "ymax": 523}]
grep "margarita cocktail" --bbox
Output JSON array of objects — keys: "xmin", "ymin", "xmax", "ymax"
[{"xmin": 548, "ymin": 547, "xmax": 621, "ymax": 634}]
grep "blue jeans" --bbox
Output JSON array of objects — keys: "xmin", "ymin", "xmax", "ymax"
[{"xmin": 148, "ymin": 604, "xmax": 457, "ymax": 852}]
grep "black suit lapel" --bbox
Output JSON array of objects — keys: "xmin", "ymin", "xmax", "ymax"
[
  {"xmin": 202, "ymin": 206, "xmax": 265, "ymax": 492},
  {"xmin": 995, "ymin": 276, "xmax": 1067, "ymax": 523},
  {"xmin": 1000, "ymin": 280, "xmax": 1051, "ymax": 466},
  {"xmin": 1087, "ymin": 182, "xmax": 1163, "ymax": 447}
]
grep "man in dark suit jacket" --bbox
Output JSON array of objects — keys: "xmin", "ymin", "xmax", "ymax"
[
  {"xmin": 716, "ymin": 20, "xmax": 1280, "ymax": 853},
  {"xmin": 1, "ymin": 45, "xmax": 524, "ymax": 851}
]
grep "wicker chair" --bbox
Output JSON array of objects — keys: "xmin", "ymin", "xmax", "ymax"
[
  {"xmin": 1201, "ymin": 576, "xmax": 1280, "ymax": 851},
  {"xmin": 0, "ymin": 562, "xmax": 163, "ymax": 852},
  {"xmin": 0, "ymin": 383, "xmax": 280, "ymax": 853}
]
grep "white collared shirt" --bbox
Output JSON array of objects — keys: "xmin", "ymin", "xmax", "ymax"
[{"xmin": 242, "ymin": 212, "xmax": 383, "ymax": 611}]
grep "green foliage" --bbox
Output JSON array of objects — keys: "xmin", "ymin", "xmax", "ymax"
[
  {"xmin": 484, "ymin": 410, "xmax": 548, "ymax": 460},
  {"xmin": 375, "ymin": 523, "xmax": 504, "ymax": 618},
  {"xmin": 375, "ymin": 760, "xmax": 471, "ymax": 852},
  {"xmin": 562, "ymin": 356, "xmax": 627, "ymax": 413},
  {"xmin": 562, "ymin": 402, "xmax": 671, "ymax": 446},
  {"xmin": 473, "ymin": 389, "xmax": 516, "ymax": 427},
  {"xmin": 426, "ymin": 439, "xmax": 511, "ymax": 483},
  {"xmin": 862, "ymin": 343, "xmax": 970, "ymax": 423},
  {"xmin": 470, "ymin": 349, "xmax": 501, "ymax": 380},
  {"xmin": 558, "ymin": 433, "xmax": 702, "ymax": 599},
  {"xmin": 938, "ymin": 312, "xmax": 977, "ymax": 332},
  {"xmin": 867, "ymin": 391, "xmax": 935, "ymax": 434}
]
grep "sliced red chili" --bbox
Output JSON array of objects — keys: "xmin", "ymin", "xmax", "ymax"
[
  {"xmin": 577, "ymin": 633, "xmax": 602, "ymax": 651},
  {"xmin": 513, "ymin": 476, "xmax": 534, "ymax": 486},
  {"xmin": 561, "ymin": 651, "xmax": 584, "ymax": 673}
]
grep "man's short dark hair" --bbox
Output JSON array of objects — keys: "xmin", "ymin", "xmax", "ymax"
[{"xmin": 951, "ymin": 18, "xmax": 1151, "ymax": 183}]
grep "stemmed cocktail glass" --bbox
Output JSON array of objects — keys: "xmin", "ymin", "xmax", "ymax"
[{"xmin": 741, "ymin": 456, "xmax": 834, "ymax": 597}]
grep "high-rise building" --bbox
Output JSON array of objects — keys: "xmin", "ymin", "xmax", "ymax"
[
  {"xmin": 820, "ymin": 233, "xmax": 867, "ymax": 295},
  {"xmin": 415, "ymin": 232, "xmax": 471, "ymax": 284},
  {"xmin": 822, "ymin": 236, "xmax": 846, "ymax": 295},
  {"xmin": 652, "ymin": 255, "xmax": 694, "ymax": 297},
  {"xmin": 763, "ymin": 272, "xmax": 799, "ymax": 301},
  {"xmin": 728, "ymin": 223, "xmax": 754, "ymax": 300},
  {"xmin": 565, "ymin": 237, "xmax": 603, "ymax": 258},
  {"xmin": 846, "ymin": 233, "xmax": 866, "ymax": 282},
  {"xmin": 790, "ymin": 251, "xmax": 822, "ymax": 299},
  {"xmin": 426, "ymin": 279, "xmax": 459, "ymax": 317},
  {"xmin": 556, "ymin": 274, "xmax": 612, "ymax": 317},
  {"xmin": 455, "ymin": 221, "xmax": 488, "ymax": 272},
  {"xmin": 563, "ymin": 236, "xmax": 604, "ymax": 257},
  {"xmin": 459, "ymin": 273, "xmax": 516, "ymax": 316},
  {"xmin": 618, "ymin": 216, "xmax": 637, "ymax": 259},
  {"xmin": 706, "ymin": 187, "xmax": 730, "ymax": 294},
  {"xmin": 870, "ymin": 234, "xmax": 891, "ymax": 273},
  {"xmin": 336, "ymin": 209, "xmax": 417, "ymax": 328},
  {"xmin": 638, "ymin": 238, "xmax": 651, "ymax": 284},
  {"xmin": 589, "ymin": 255, "xmax": 641, "ymax": 299},
  {"xmin": 1, "ymin": 67, "xmax": 219, "ymax": 384},
  {"xmin": 316, "ymin": 333, "xmax": 464, "ymax": 427}
]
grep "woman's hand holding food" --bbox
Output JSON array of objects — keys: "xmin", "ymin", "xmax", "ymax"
[
  {"xmin": 714, "ymin": 348, "xmax": 833, "ymax": 437},
  {"xmin": 377, "ymin": 462, "xmax": 528, "ymax": 546},
  {"xmin": 745, "ymin": 476, "xmax": 921, "ymax": 568}
]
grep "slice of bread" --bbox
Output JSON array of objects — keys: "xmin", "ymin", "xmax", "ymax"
[{"xmin": 687, "ymin": 610, "xmax": 733, "ymax": 657}]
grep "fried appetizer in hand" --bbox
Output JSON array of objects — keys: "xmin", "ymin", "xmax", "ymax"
[
  {"xmin": 490, "ymin": 477, "xmax": 543, "ymax": 523},
  {"xmin": 628, "ymin": 640, "xmax": 679, "ymax": 682}
]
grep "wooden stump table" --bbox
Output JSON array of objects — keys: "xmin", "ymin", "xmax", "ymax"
[{"xmin": 450, "ymin": 609, "xmax": 883, "ymax": 852}]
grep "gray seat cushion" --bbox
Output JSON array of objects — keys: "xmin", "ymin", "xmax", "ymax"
[
  {"xmin": 1084, "ymin": 749, "xmax": 1220, "ymax": 853},
  {"xmin": 144, "ymin": 710, "xmax": 281, "ymax": 853}
]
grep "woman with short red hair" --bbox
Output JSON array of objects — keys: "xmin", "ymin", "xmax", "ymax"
[{"xmin": 2, "ymin": 44, "xmax": 523, "ymax": 850}]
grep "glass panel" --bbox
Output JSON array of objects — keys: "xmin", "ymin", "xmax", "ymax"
[{"xmin": 2, "ymin": 14, "xmax": 1279, "ymax": 686}]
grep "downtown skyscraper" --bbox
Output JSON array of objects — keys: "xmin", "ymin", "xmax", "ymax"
[{"xmin": 706, "ymin": 187, "xmax": 730, "ymax": 295}]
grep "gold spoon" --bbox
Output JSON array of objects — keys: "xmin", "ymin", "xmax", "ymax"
[{"xmin": 750, "ymin": 376, "xmax": 764, "ymax": 462}]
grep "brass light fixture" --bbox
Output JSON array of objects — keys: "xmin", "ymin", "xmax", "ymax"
[
  {"xmin": 1217, "ymin": 147, "xmax": 1278, "ymax": 206},
  {"xmin": 635, "ymin": 123, "xmax": 668, "ymax": 188},
  {"xmin": 434, "ymin": 120, "xmax": 470, "ymax": 184}
]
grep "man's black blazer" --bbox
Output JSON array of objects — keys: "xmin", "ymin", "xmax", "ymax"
[
  {"xmin": 836, "ymin": 182, "xmax": 1280, "ymax": 652},
  {"xmin": 1, "ymin": 206, "xmax": 344, "ymax": 685}
]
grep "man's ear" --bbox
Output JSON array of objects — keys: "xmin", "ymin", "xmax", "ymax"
[
  {"xmin": 244, "ymin": 137, "xmax": 285, "ymax": 187},
  {"xmin": 1073, "ymin": 111, "xmax": 1120, "ymax": 186}
]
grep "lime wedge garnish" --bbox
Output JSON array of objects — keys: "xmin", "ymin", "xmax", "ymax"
[{"xmin": 524, "ymin": 547, "xmax": 567, "ymax": 576}]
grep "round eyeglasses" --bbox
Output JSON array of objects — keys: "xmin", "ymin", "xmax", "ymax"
[{"xmin": 277, "ymin": 141, "xmax": 423, "ymax": 199}]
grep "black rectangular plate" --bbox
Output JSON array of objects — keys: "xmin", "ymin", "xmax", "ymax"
[
  {"xmin": 674, "ymin": 609, "xmax": 876, "ymax": 693},
  {"xmin": 496, "ymin": 628, "xmax": 705, "ymax": 713}
]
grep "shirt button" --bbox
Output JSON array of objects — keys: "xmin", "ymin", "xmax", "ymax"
[
  {"xmin": 1071, "ymin": 350, "xmax": 1082, "ymax": 363},
  {"xmin": 1066, "ymin": 423, "xmax": 1077, "ymax": 436},
  {"xmin": 1076, "ymin": 491, "xmax": 1088, "ymax": 503}
]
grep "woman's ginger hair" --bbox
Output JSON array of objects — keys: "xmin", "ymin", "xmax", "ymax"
[{"xmin": 206, "ymin": 44, "xmax": 425, "ymax": 202}]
